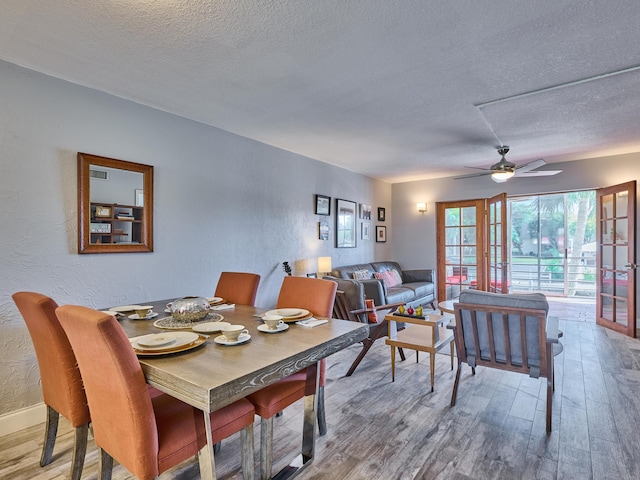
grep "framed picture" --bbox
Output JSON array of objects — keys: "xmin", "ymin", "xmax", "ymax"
[
  {"xmin": 318, "ymin": 221, "xmax": 329, "ymax": 240},
  {"xmin": 95, "ymin": 205, "xmax": 112, "ymax": 218},
  {"xmin": 336, "ymin": 198, "xmax": 357, "ymax": 248},
  {"xmin": 376, "ymin": 225, "xmax": 387, "ymax": 243},
  {"xmin": 359, "ymin": 203, "xmax": 372, "ymax": 220},
  {"xmin": 135, "ymin": 189, "xmax": 144, "ymax": 207},
  {"xmin": 377, "ymin": 207, "xmax": 386, "ymax": 222},
  {"xmin": 90, "ymin": 222, "xmax": 111, "ymax": 233},
  {"xmin": 361, "ymin": 221, "xmax": 370, "ymax": 240},
  {"xmin": 306, "ymin": 273, "xmax": 318, "ymax": 278},
  {"xmin": 315, "ymin": 194, "xmax": 331, "ymax": 215}
]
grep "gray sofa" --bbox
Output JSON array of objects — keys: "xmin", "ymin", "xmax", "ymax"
[{"xmin": 324, "ymin": 261, "xmax": 436, "ymax": 318}]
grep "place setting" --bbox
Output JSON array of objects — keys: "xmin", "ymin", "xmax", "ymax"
[
  {"xmin": 261, "ymin": 308, "xmax": 312, "ymax": 323},
  {"xmin": 127, "ymin": 306, "xmax": 159, "ymax": 320},
  {"xmin": 214, "ymin": 324, "xmax": 251, "ymax": 346},
  {"xmin": 129, "ymin": 331, "xmax": 207, "ymax": 356},
  {"xmin": 257, "ymin": 314, "xmax": 289, "ymax": 333}
]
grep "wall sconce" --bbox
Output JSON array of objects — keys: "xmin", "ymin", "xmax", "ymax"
[
  {"xmin": 317, "ymin": 256, "xmax": 332, "ymax": 276},
  {"xmin": 416, "ymin": 202, "xmax": 427, "ymax": 214}
]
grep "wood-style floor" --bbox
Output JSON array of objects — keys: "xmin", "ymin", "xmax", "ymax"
[{"xmin": 3, "ymin": 304, "xmax": 640, "ymax": 479}]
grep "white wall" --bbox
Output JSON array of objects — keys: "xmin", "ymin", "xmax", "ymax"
[
  {"xmin": 390, "ymin": 154, "xmax": 640, "ymax": 295},
  {"xmin": 0, "ymin": 60, "xmax": 392, "ymax": 418}
]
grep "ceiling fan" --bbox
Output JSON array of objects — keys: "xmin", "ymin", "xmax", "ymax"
[{"xmin": 454, "ymin": 146, "xmax": 562, "ymax": 183}]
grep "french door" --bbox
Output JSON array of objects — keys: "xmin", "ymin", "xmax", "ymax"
[{"xmin": 596, "ymin": 181, "xmax": 636, "ymax": 337}]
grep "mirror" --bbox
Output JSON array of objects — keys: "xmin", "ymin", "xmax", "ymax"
[{"xmin": 78, "ymin": 152, "xmax": 153, "ymax": 254}]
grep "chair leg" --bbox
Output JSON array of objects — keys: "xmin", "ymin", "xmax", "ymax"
[
  {"xmin": 429, "ymin": 353, "xmax": 435, "ymax": 393},
  {"xmin": 98, "ymin": 448, "xmax": 114, "ymax": 480},
  {"xmin": 70, "ymin": 423, "xmax": 89, "ymax": 480},
  {"xmin": 416, "ymin": 350, "xmax": 419, "ymax": 363},
  {"xmin": 449, "ymin": 341, "xmax": 455, "ymax": 370},
  {"xmin": 399, "ymin": 347, "xmax": 406, "ymax": 361},
  {"xmin": 240, "ymin": 423, "xmax": 255, "ymax": 480},
  {"xmin": 546, "ymin": 347, "xmax": 554, "ymax": 434},
  {"xmin": 346, "ymin": 323, "xmax": 388, "ymax": 376},
  {"xmin": 260, "ymin": 416, "xmax": 274, "ymax": 480},
  {"xmin": 40, "ymin": 405, "xmax": 59, "ymax": 467},
  {"xmin": 317, "ymin": 385, "xmax": 327, "ymax": 436},
  {"xmin": 390, "ymin": 346, "xmax": 396, "ymax": 382},
  {"xmin": 450, "ymin": 361, "xmax": 462, "ymax": 406}
]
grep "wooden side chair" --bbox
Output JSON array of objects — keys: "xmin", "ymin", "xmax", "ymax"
[
  {"xmin": 246, "ymin": 276, "xmax": 337, "ymax": 480},
  {"xmin": 332, "ymin": 290, "xmax": 406, "ymax": 376},
  {"xmin": 12, "ymin": 292, "xmax": 89, "ymax": 480},
  {"xmin": 55, "ymin": 305, "xmax": 256, "ymax": 480},
  {"xmin": 450, "ymin": 289, "xmax": 558, "ymax": 433},
  {"xmin": 214, "ymin": 271, "xmax": 261, "ymax": 306}
]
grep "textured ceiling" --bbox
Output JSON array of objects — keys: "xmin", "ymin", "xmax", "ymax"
[{"xmin": 2, "ymin": 1, "xmax": 640, "ymax": 183}]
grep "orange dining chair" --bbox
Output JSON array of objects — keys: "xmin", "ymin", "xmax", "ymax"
[
  {"xmin": 12, "ymin": 292, "xmax": 90, "ymax": 480},
  {"xmin": 247, "ymin": 276, "xmax": 337, "ymax": 480},
  {"xmin": 55, "ymin": 305, "xmax": 255, "ymax": 480},
  {"xmin": 214, "ymin": 271, "xmax": 261, "ymax": 306}
]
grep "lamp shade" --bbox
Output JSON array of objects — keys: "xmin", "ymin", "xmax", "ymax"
[
  {"xmin": 416, "ymin": 202, "xmax": 427, "ymax": 213},
  {"xmin": 318, "ymin": 256, "xmax": 332, "ymax": 274},
  {"xmin": 491, "ymin": 170, "xmax": 515, "ymax": 182}
]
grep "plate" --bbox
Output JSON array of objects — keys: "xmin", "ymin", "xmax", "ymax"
[
  {"xmin": 206, "ymin": 296, "xmax": 224, "ymax": 304},
  {"xmin": 214, "ymin": 333, "xmax": 251, "ymax": 346},
  {"xmin": 133, "ymin": 332, "xmax": 200, "ymax": 351},
  {"xmin": 100, "ymin": 310, "xmax": 119, "ymax": 317},
  {"xmin": 264, "ymin": 308, "xmax": 311, "ymax": 321},
  {"xmin": 136, "ymin": 334, "xmax": 176, "ymax": 347},
  {"xmin": 257, "ymin": 324, "xmax": 289, "ymax": 334},
  {"xmin": 133, "ymin": 335, "xmax": 207, "ymax": 356},
  {"xmin": 192, "ymin": 321, "xmax": 230, "ymax": 333},
  {"xmin": 128, "ymin": 312, "xmax": 159, "ymax": 320},
  {"xmin": 110, "ymin": 305, "xmax": 143, "ymax": 313}
]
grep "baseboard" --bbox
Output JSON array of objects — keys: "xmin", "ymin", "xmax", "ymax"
[{"xmin": 0, "ymin": 402, "xmax": 46, "ymax": 437}]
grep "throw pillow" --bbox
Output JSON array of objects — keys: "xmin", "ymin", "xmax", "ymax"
[
  {"xmin": 390, "ymin": 269, "xmax": 403, "ymax": 285},
  {"xmin": 352, "ymin": 269, "xmax": 371, "ymax": 280},
  {"xmin": 365, "ymin": 298, "xmax": 379, "ymax": 323},
  {"xmin": 374, "ymin": 270, "xmax": 401, "ymax": 288}
]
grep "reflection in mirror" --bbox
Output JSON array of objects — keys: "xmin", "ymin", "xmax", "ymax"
[{"xmin": 78, "ymin": 153, "xmax": 153, "ymax": 254}]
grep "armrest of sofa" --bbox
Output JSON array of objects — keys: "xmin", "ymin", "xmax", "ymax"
[
  {"xmin": 401, "ymin": 269, "xmax": 434, "ymax": 283},
  {"xmin": 323, "ymin": 276, "xmax": 367, "ymax": 313},
  {"xmin": 361, "ymin": 278, "xmax": 386, "ymax": 306}
]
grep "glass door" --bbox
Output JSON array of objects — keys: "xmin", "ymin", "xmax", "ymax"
[
  {"xmin": 487, "ymin": 193, "xmax": 508, "ymax": 293},
  {"xmin": 596, "ymin": 181, "xmax": 636, "ymax": 337}
]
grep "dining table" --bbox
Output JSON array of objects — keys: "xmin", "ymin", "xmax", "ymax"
[{"xmin": 111, "ymin": 298, "xmax": 369, "ymax": 480}]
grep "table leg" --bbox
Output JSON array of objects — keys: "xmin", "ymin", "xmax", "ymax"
[{"xmin": 198, "ymin": 410, "xmax": 217, "ymax": 480}]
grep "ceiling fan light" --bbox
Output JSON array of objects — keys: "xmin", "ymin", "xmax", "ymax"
[{"xmin": 491, "ymin": 170, "xmax": 515, "ymax": 182}]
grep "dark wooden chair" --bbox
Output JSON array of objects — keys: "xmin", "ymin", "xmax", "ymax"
[
  {"xmin": 333, "ymin": 290, "xmax": 406, "ymax": 376},
  {"xmin": 450, "ymin": 289, "xmax": 559, "ymax": 433}
]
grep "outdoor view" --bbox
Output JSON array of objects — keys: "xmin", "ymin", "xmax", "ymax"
[{"xmin": 509, "ymin": 191, "xmax": 596, "ymax": 297}]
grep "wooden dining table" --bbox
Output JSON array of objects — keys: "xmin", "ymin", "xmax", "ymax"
[{"xmin": 114, "ymin": 299, "xmax": 368, "ymax": 480}]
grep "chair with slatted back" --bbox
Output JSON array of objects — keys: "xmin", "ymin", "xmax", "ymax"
[
  {"xmin": 12, "ymin": 292, "xmax": 89, "ymax": 480},
  {"xmin": 450, "ymin": 289, "xmax": 558, "ymax": 433},
  {"xmin": 214, "ymin": 271, "xmax": 261, "ymax": 306},
  {"xmin": 55, "ymin": 305, "xmax": 256, "ymax": 480},
  {"xmin": 332, "ymin": 289, "xmax": 406, "ymax": 376},
  {"xmin": 247, "ymin": 276, "xmax": 336, "ymax": 480}
]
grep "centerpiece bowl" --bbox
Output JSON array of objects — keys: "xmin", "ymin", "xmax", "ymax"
[{"xmin": 170, "ymin": 296, "xmax": 210, "ymax": 323}]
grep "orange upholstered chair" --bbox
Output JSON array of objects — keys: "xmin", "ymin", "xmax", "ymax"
[
  {"xmin": 247, "ymin": 276, "xmax": 337, "ymax": 480},
  {"xmin": 55, "ymin": 305, "xmax": 255, "ymax": 480},
  {"xmin": 12, "ymin": 292, "xmax": 89, "ymax": 480},
  {"xmin": 214, "ymin": 271, "xmax": 261, "ymax": 306}
]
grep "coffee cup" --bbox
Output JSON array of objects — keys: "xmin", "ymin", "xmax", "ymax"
[
  {"xmin": 263, "ymin": 314, "xmax": 284, "ymax": 330},
  {"xmin": 135, "ymin": 306, "xmax": 153, "ymax": 318},
  {"xmin": 222, "ymin": 324, "xmax": 249, "ymax": 342}
]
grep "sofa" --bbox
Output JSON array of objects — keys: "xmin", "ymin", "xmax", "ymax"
[{"xmin": 324, "ymin": 261, "xmax": 436, "ymax": 319}]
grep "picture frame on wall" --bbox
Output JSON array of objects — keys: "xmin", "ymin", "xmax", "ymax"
[
  {"xmin": 377, "ymin": 207, "xmax": 386, "ymax": 222},
  {"xmin": 376, "ymin": 225, "xmax": 387, "ymax": 243},
  {"xmin": 359, "ymin": 203, "xmax": 372, "ymax": 220},
  {"xmin": 318, "ymin": 220, "xmax": 329, "ymax": 240},
  {"xmin": 315, "ymin": 194, "xmax": 331, "ymax": 215},
  {"xmin": 361, "ymin": 221, "xmax": 370, "ymax": 240},
  {"xmin": 336, "ymin": 198, "xmax": 357, "ymax": 248}
]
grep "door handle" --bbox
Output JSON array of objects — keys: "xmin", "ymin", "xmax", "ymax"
[{"xmin": 624, "ymin": 263, "xmax": 637, "ymax": 269}]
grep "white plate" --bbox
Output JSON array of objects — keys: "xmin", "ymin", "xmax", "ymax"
[
  {"xmin": 257, "ymin": 324, "xmax": 289, "ymax": 334},
  {"xmin": 265, "ymin": 308, "xmax": 310, "ymax": 318},
  {"xmin": 213, "ymin": 333, "xmax": 251, "ymax": 346},
  {"xmin": 133, "ymin": 332, "xmax": 200, "ymax": 351},
  {"xmin": 128, "ymin": 312, "xmax": 159, "ymax": 320},
  {"xmin": 192, "ymin": 321, "xmax": 230, "ymax": 333},
  {"xmin": 136, "ymin": 334, "xmax": 176, "ymax": 347},
  {"xmin": 100, "ymin": 310, "xmax": 119, "ymax": 317},
  {"xmin": 206, "ymin": 297, "xmax": 224, "ymax": 304},
  {"xmin": 110, "ymin": 305, "xmax": 143, "ymax": 313}
]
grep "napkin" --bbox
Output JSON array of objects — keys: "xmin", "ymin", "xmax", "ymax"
[
  {"xmin": 210, "ymin": 303, "xmax": 235, "ymax": 311},
  {"xmin": 296, "ymin": 318, "xmax": 328, "ymax": 328}
]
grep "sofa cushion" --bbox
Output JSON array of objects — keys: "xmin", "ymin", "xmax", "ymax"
[
  {"xmin": 401, "ymin": 281, "xmax": 434, "ymax": 299},
  {"xmin": 352, "ymin": 269, "xmax": 372, "ymax": 280},
  {"xmin": 332, "ymin": 263, "xmax": 375, "ymax": 280},
  {"xmin": 385, "ymin": 286, "xmax": 416, "ymax": 304},
  {"xmin": 374, "ymin": 270, "xmax": 402, "ymax": 288}
]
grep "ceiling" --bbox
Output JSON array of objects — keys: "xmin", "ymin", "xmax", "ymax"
[{"xmin": 2, "ymin": 1, "xmax": 640, "ymax": 183}]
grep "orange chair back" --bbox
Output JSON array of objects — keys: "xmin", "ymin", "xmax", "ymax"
[
  {"xmin": 56, "ymin": 306, "xmax": 162, "ymax": 480},
  {"xmin": 214, "ymin": 271, "xmax": 261, "ymax": 306},
  {"xmin": 12, "ymin": 292, "xmax": 89, "ymax": 427},
  {"xmin": 276, "ymin": 276, "xmax": 337, "ymax": 318}
]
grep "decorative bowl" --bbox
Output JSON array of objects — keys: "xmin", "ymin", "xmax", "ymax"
[{"xmin": 170, "ymin": 296, "xmax": 210, "ymax": 323}]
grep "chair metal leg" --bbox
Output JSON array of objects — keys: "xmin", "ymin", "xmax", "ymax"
[
  {"xmin": 317, "ymin": 386, "xmax": 327, "ymax": 436},
  {"xmin": 71, "ymin": 423, "xmax": 89, "ymax": 480},
  {"xmin": 398, "ymin": 347, "xmax": 406, "ymax": 361},
  {"xmin": 260, "ymin": 416, "xmax": 274, "ymax": 480},
  {"xmin": 40, "ymin": 405, "xmax": 59, "ymax": 467},
  {"xmin": 240, "ymin": 423, "xmax": 255, "ymax": 480},
  {"xmin": 98, "ymin": 448, "xmax": 114, "ymax": 480},
  {"xmin": 429, "ymin": 353, "xmax": 435, "ymax": 393},
  {"xmin": 546, "ymin": 346, "xmax": 554, "ymax": 433},
  {"xmin": 416, "ymin": 351, "xmax": 419, "ymax": 363},
  {"xmin": 450, "ymin": 361, "xmax": 462, "ymax": 406}
]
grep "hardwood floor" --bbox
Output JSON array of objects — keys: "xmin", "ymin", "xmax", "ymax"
[{"xmin": 3, "ymin": 310, "xmax": 640, "ymax": 479}]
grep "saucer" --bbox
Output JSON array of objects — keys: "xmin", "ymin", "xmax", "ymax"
[
  {"xmin": 192, "ymin": 321, "xmax": 230, "ymax": 334},
  {"xmin": 128, "ymin": 312, "xmax": 159, "ymax": 320},
  {"xmin": 136, "ymin": 334, "xmax": 176, "ymax": 347},
  {"xmin": 257, "ymin": 324, "xmax": 289, "ymax": 334},
  {"xmin": 214, "ymin": 333, "xmax": 251, "ymax": 346}
]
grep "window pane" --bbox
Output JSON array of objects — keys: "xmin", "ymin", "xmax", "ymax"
[
  {"xmin": 462, "ymin": 226, "xmax": 476, "ymax": 244},
  {"xmin": 445, "ymin": 208, "xmax": 460, "ymax": 227},
  {"xmin": 461, "ymin": 207, "xmax": 476, "ymax": 226}
]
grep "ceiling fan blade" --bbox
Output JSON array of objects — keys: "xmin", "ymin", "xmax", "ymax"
[
  {"xmin": 515, "ymin": 158, "xmax": 546, "ymax": 173},
  {"xmin": 453, "ymin": 170, "xmax": 492, "ymax": 180},
  {"xmin": 517, "ymin": 170, "xmax": 562, "ymax": 177}
]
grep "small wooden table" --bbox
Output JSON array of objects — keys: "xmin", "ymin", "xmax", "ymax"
[
  {"xmin": 385, "ymin": 312, "xmax": 454, "ymax": 392},
  {"xmin": 438, "ymin": 299, "xmax": 457, "ymax": 315}
]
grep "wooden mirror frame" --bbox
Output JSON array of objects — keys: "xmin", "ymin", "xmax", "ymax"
[{"xmin": 78, "ymin": 152, "xmax": 154, "ymax": 254}]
